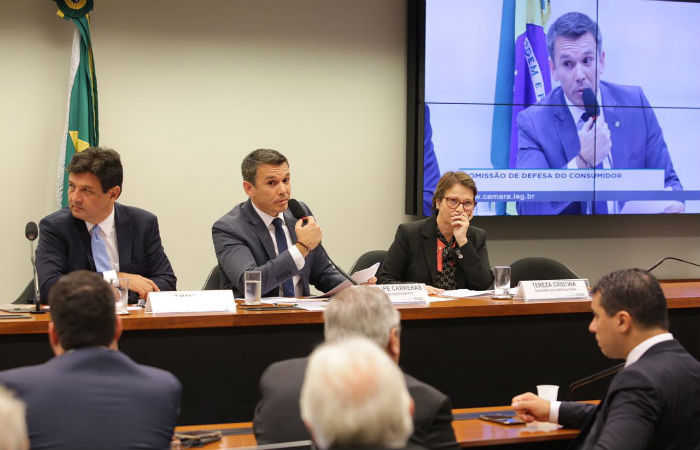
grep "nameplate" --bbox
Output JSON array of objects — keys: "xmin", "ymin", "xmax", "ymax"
[
  {"xmin": 145, "ymin": 290, "xmax": 235, "ymax": 313},
  {"xmin": 515, "ymin": 279, "xmax": 590, "ymax": 302},
  {"xmin": 374, "ymin": 284, "xmax": 429, "ymax": 304}
]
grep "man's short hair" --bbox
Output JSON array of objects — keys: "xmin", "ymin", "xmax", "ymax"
[
  {"xmin": 592, "ymin": 268, "xmax": 669, "ymax": 330},
  {"xmin": 432, "ymin": 171, "xmax": 478, "ymax": 212},
  {"xmin": 300, "ymin": 337, "xmax": 413, "ymax": 449},
  {"xmin": 0, "ymin": 385, "xmax": 28, "ymax": 450},
  {"xmin": 67, "ymin": 147, "xmax": 123, "ymax": 193},
  {"xmin": 324, "ymin": 286, "xmax": 400, "ymax": 349},
  {"xmin": 48, "ymin": 270, "xmax": 116, "ymax": 350},
  {"xmin": 241, "ymin": 149, "xmax": 288, "ymax": 185},
  {"xmin": 546, "ymin": 12, "xmax": 603, "ymax": 61}
]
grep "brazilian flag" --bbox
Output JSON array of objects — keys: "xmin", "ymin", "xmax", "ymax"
[{"xmin": 55, "ymin": 0, "xmax": 98, "ymax": 208}]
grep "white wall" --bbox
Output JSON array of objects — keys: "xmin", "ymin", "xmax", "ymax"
[{"xmin": 0, "ymin": 0, "xmax": 697, "ymax": 301}]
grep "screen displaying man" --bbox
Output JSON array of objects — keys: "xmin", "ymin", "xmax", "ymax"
[
  {"xmin": 35, "ymin": 147, "xmax": 176, "ymax": 303},
  {"xmin": 516, "ymin": 12, "xmax": 683, "ymax": 215},
  {"xmin": 511, "ymin": 269, "xmax": 700, "ymax": 450},
  {"xmin": 212, "ymin": 148, "xmax": 345, "ymax": 297},
  {"xmin": 0, "ymin": 271, "xmax": 181, "ymax": 450}
]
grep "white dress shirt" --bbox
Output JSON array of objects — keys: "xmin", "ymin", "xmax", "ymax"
[
  {"xmin": 549, "ymin": 332, "xmax": 674, "ymax": 423},
  {"xmin": 251, "ymin": 202, "xmax": 305, "ymax": 297},
  {"xmin": 85, "ymin": 207, "xmax": 119, "ymax": 281}
]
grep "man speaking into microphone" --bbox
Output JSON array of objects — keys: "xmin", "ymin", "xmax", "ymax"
[
  {"xmin": 515, "ymin": 12, "xmax": 682, "ymax": 215},
  {"xmin": 212, "ymin": 149, "xmax": 345, "ymax": 297}
]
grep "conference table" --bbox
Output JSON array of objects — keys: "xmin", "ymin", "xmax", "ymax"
[
  {"xmin": 172, "ymin": 404, "xmax": 588, "ymax": 450},
  {"xmin": 1, "ymin": 281, "xmax": 698, "ymax": 426}
]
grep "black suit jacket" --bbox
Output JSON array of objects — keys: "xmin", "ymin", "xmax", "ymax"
[
  {"xmin": 253, "ymin": 357, "xmax": 459, "ymax": 450},
  {"xmin": 0, "ymin": 347, "xmax": 181, "ymax": 450},
  {"xmin": 377, "ymin": 215, "xmax": 493, "ymax": 290},
  {"xmin": 212, "ymin": 199, "xmax": 345, "ymax": 297},
  {"xmin": 35, "ymin": 203, "xmax": 176, "ymax": 303},
  {"xmin": 560, "ymin": 339, "xmax": 700, "ymax": 450}
]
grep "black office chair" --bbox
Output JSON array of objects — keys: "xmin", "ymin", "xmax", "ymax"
[
  {"xmin": 13, "ymin": 280, "xmax": 35, "ymax": 304},
  {"xmin": 202, "ymin": 265, "xmax": 222, "ymax": 290},
  {"xmin": 510, "ymin": 256, "xmax": 579, "ymax": 287},
  {"xmin": 349, "ymin": 250, "xmax": 388, "ymax": 274}
]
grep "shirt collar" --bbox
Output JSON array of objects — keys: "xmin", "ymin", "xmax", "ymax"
[
  {"xmin": 564, "ymin": 88, "xmax": 604, "ymax": 123},
  {"xmin": 251, "ymin": 201, "xmax": 284, "ymax": 229},
  {"xmin": 625, "ymin": 332, "xmax": 673, "ymax": 367},
  {"xmin": 85, "ymin": 207, "xmax": 116, "ymax": 235}
]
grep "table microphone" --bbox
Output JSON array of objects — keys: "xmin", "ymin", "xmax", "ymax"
[
  {"xmin": 287, "ymin": 199, "xmax": 358, "ymax": 286},
  {"xmin": 25, "ymin": 221, "xmax": 46, "ymax": 314},
  {"xmin": 646, "ymin": 256, "xmax": 700, "ymax": 273},
  {"xmin": 581, "ymin": 87, "xmax": 599, "ymax": 122}
]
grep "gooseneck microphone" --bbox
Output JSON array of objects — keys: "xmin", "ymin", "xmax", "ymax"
[
  {"xmin": 567, "ymin": 362, "xmax": 625, "ymax": 400},
  {"xmin": 646, "ymin": 257, "xmax": 700, "ymax": 273},
  {"xmin": 288, "ymin": 199, "xmax": 359, "ymax": 286},
  {"xmin": 581, "ymin": 87, "xmax": 599, "ymax": 122},
  {"xmin": 25, "ymin": 221, "xmax": 46, "ymax": 314}
]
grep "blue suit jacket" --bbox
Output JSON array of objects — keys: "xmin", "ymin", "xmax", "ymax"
[
  {"xmin": 212, "ymin": 199, "xmax": 345, "ymax": 297},
  {"xmin": 0, "ymin": 347, "xmax": 181, "ymax": 450},
  {"xmin": 36, "ymin": 203, "xmax": 177, "ymax": 303},
  {"xmin": 516, "ymin": 81, "xmax": 682, "ymax": 215},
  {"xmin": 559, "ymin": 339, "xmax": 700, "ymax": 450}
]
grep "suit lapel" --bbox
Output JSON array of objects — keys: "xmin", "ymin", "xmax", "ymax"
[
  {"xmin": 243, "ymin": 200, "xmax": 277, "ymax": 261},
  {"xmin": 552, "ymin": 89, "xmax": 581, "ymax": 165},
  {"xmin": 74, "ymin": 214, "xmax": 95, "ymax": 270},
  {"xmin": 600, "ymin": 82, "xmax": 624, "ymax": 167},
  {"xmin": 114, "ymin": 203, "xmax": 132, "ymax": 272},
  {"xmin": 284, "ymin": 209, "xmax": 312, "ymax": 295},
  {"xmin": 420, "ymin": 217, "xmax": 439, "ymax": 285}
]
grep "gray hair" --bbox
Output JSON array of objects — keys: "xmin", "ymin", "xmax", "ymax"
[
  {"xmin": 0, "ymin": 386, "xmax": 28, "ymax": 450},
  {"xmin": 324, "ymin": 286, "xmax": 400, "ymax": 348},
  {"xmin": 300, "ymin": 337, "xmax": 413, "ymax": 449},
  {"xmin": 241, "ymin": 148, "xmax": 288, "ymax": 185},
  {"xmin": 546, "ymin": 12, "xmax": 602, "ymax": 62}
]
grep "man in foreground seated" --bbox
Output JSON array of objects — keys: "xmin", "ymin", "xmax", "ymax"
[
  {"xmin": 512, "ymin": 268, "xmax": 700, "ymax": 450},
  {"xmin": 254, "ymin": 286, "xmax": 459, "ymax": 450},
  {"xmin": 0, "ymin": 271, "xmax": 182, "ymax": 450},
  {"xmin": 0, "ymin": 386, "xmax": 28, "ymax": 450},
  {"xmin": 300, "ymin": 337, "xmax": 416, "ymax": 450}
]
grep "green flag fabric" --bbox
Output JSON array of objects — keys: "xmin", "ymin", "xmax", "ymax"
[{"xmin": 56, "ymin": 11, "xmax": 98, "ymax": 208}]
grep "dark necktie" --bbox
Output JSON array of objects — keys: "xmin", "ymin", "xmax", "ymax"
[{"xmin": 272, "ymin": 218, "xmax": 295, "ymax": 297}]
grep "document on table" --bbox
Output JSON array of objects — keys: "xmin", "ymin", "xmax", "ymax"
[
  {"xmin": 439, "ymin": 288, "xmax": 493, "ymax": 299},
  {"xmin": 310, "ymin": 262, "xmax": 380, "ymax": 298}
]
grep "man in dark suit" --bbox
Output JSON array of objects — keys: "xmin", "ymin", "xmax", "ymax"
[
  {"xmin": 512, "ymin": 269, "xmax": 700, "ymax": 450},
  {"xmin": 36, "ymin": 147, "xmax": 176, "ymax": 303},
  {"xmin": 0, "ymin": 270, "xmax": 181, "ymax": 450},
  {"xmin": 212, "ymin": 148, "xmax": 345, "ymax": 297},
  {"xmin": 254, "ymin": 286, "xmax": 459, "ymax": 450},
  {"xmin": 515, "ymin": 12, "xmax": 682, "ymax": 215}
]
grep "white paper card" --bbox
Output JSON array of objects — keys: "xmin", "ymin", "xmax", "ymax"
[
  {"xmin": 374, "ymin": 284, "xmax": 429, "ymax": 304},
  {"xmin": 311, "ymin": 262, "xmax": 381, "ymax": 298},
  {"xmin": 515, "ymin": 279, "xmax": 590, "ymax": 302},
  {"xmin": 145, "ymin": 290, "xmax": 235, "ymax": 313}
]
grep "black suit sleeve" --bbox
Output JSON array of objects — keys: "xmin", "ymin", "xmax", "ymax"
[
  {"xmin": 455, "ymin": 228, "xmax": 493, "ymax": 290},
  {"xmin": 141, "ymin": 215, "xmax": 177, "ymax": 292},
  {"xmin": 35, "ymin": 216, "xmax": 70, "ymax": 303},
  {"xmin": 419, "ymin": 395, "xmax": 460, "ymax": 450},
  {"xmin": 377, "ymin": 224, "xmax": 411, "ymax": 284}
]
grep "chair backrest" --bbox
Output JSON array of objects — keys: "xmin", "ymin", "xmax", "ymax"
[
  {"xmin": 349, "ymin": 250, "xmax": 388, "ymax": 274},
  {"xmin": 202, "ymin": 265, "xmax": 222, "ymax": 290},
  {"xmin": 13, "ymin": 280, "xmax": 35, "ymax": 304},
  {"xmin": 510, "ymin": 257, "xmax": 578, "ymax": 287}
]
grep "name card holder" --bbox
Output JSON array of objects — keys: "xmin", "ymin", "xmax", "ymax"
[
  {"xmin": 374, "ymin": 284, "xmax": 429, "ymax": 304},
  {"xmin": 515, "ymin": 279, "xmax": 590, "ymax": 302},
  {"xmin": 145, "ymin": 290, "xmax": 235, "ymax": 313}
]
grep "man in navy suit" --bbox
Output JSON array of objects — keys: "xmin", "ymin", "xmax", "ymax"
[
  {"xmin": 516, "ymin": 12, "xmax": 683, "ymax": 215},
  {"xmin": 212, "ymin": 148, "xmax": 345, "ymax": 297},
  {"xmin": 511, "ymin": 269, "xmax": 700, "ymax": 450},
  {"xmin": 0, "ymin": 270, "xmax": 182, "ymax": 450},
  {"xmin": 36, "ymin": 147, "xmax": 176, "ymax": 303}
]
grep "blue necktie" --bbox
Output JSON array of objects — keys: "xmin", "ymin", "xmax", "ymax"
[
  {"xmin": 91, "ymin": 225, "xmax": 112, "ymax": 273},
  {"xmin": 272, "ymin": 218, "xmax": 295, "ymax": 297}
]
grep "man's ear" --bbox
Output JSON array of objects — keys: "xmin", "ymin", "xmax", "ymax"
[
  {"xmin": 617, "ymin": 310, "xmax": 632, "ymax": 334},
  {"xmin": 243, "ymin": 181, "xmax": 255, "ymax": 198},
  {"xmin": 387, "ymin": 327, "xmax": 401, "ymax": 363},
  {"xmin": 110, "ymin": 315, "xmax": 123, "ymax": 350},
  {"xmin": 109, "ymin": 185, "xmax": 121, "ymax": 201},
  {"xmin": 48, "ymin": 322, "xmax": 63, "ymax": 355}
]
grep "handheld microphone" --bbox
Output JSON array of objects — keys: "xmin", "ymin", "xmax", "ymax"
[
  {"xmin": 288, "ymin": 199, "xmax": 359, "ymax": 286},
  {"xmin": 25, "ymin": 221, "xmax": 46, "ymax": 314},
  {"xmin": 582, "ymin": 88, "xmax": 599, "ymax": 122}
]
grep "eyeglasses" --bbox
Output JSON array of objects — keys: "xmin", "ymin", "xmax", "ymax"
[{"xmin": 443, "ymin": 197, "xmax": 477, "ymax": 210}]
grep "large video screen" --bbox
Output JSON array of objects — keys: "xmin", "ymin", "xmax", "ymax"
[{"xmin": 420, "ymin": 0, "xmax": 700, "ymax": 216}]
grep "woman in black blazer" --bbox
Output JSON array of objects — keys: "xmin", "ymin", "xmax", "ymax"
[{"xmin": 377, "ymin": 171, "xmax": 493, "ymax": 294}]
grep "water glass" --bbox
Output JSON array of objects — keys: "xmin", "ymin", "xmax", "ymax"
[{"xmin": 244, "ymin": 271, "xmax": 262, "ymax": 305}]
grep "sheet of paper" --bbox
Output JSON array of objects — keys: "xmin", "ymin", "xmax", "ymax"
[
  {"xmin": 440, "ymin": 289, "xmax": 493, "ymax": 298},
  {"xmin": 293, "ymin": 300, "xmax": 328, "ymax": 311},
  {"xmin": 311, "ymin": 262, "xmax": 381, "ymax": 298}
]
